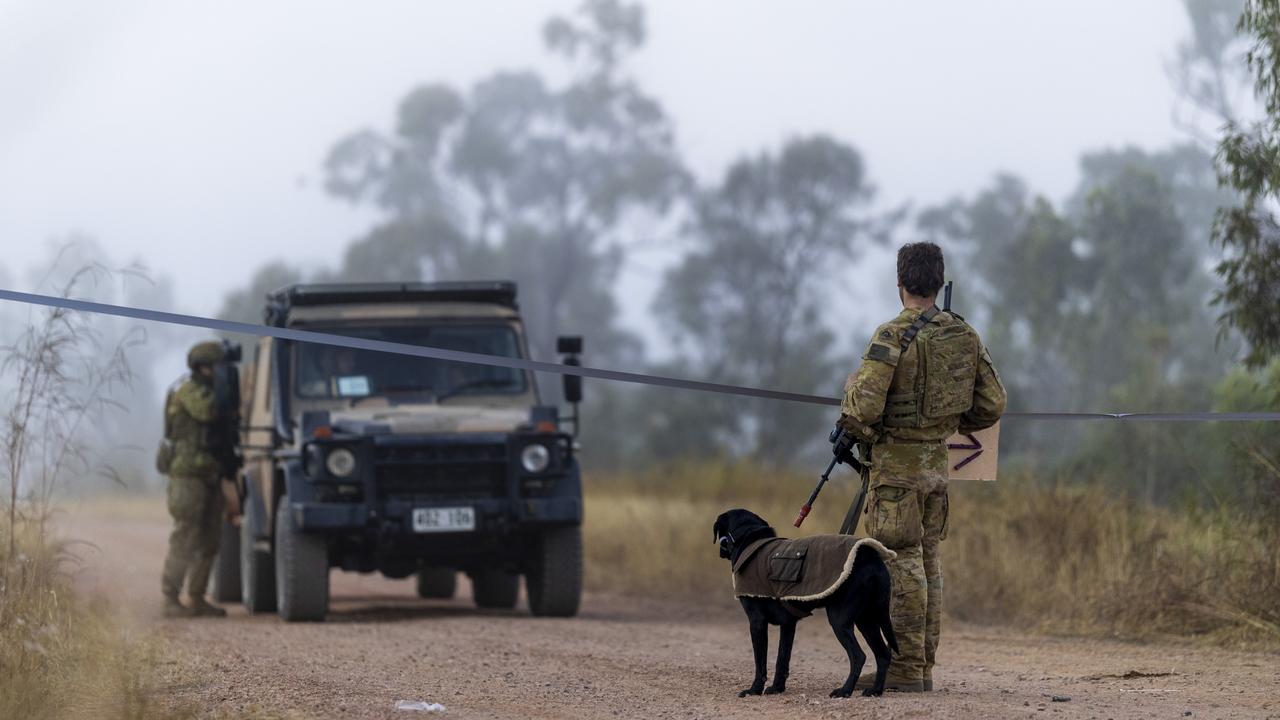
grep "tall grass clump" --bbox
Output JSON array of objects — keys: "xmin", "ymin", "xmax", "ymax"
[
  {"xmin": 945, "ymin": 478, "xmax": 1280, "ymax": 646},
  {"xmin": 0, "ymin": 262, "xmax": 179, "ymax": 718},
  {"xmin": 0, "ymin": 521, "xmax": 172, "ymax": 719},
  {"xmin": 583, "ymin": 461, "xmax": 1280, "ymax": 648}
]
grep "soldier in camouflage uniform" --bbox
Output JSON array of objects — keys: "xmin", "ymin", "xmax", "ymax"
[
  {"xmin": 159, "ymin": 341, "xmax": 232, "ymax": 618},
  {"xmin": 838, "ymin": 242, "xmax": 1005, "ymax": 692}
]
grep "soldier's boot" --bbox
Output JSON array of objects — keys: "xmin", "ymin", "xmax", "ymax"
[
  {"xmin": 855, "ymin": 673, "xmax": 926, "ymax": 692},
  {"xmin": 187, "ymin": 596, "xmax": 227, "ymax": 618},
  {"xmin": 162, "ymin": 595, "xmax": 192, "ymax": 618}
]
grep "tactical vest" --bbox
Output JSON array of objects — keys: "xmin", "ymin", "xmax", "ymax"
[
  {"xmin": 881, "ymin": 308, "xmax": 979, "ymax": 429},
  {"xmin": 160, "ymin": 377, "xmax": 220, "ymax": 480},
  {"xmin": 165, "ymin": 380, "xmax": 210, "ymax": 452}
]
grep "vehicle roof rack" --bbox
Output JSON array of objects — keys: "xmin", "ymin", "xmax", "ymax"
[{"xmin": 264, "ymin": 281, "xmax": 518, "ymax": 326}]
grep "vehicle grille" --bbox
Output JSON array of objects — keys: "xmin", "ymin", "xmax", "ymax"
[{"xmin": 374, "ymin": 443, "xmax": 508, "ymax": 499}]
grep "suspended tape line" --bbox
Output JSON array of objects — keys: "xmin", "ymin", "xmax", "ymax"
[{"xmin": 2, "ymin": 288, "xmax": 1279, "ymax": 422}]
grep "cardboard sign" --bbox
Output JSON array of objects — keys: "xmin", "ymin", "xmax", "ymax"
[{"xmin": 946, "ymin": 421, "xmax": 1000, "ymax": 481}]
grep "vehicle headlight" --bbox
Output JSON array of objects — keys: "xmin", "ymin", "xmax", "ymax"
[
  {"xmin": 520, "ymin": 444, "xmax": 550, "ymax": 473},
  {"xmin": 325, "ymin": 447, "xmax": 357, "ymax": 478}
]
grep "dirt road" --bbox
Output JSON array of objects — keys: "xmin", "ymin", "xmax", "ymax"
[{"xmin": 69, "ymin": 504, "xmax": 1278, "ymax": 720}]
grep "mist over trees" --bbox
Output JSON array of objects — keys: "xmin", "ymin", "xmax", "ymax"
[
  {"xmin": 0, "ymin": 239, "xmax": 180, "ymax": 495},
  {"xmin": 202, "ymin": 0, "xmax": 1276, "ymax": 508},
  {"xmin": 321, "ymin": 0, "xmax": 686, "ymax": 367},
  {"xmin": 649, "ymin": 136, "xmax": 886, "ymax": 465}
]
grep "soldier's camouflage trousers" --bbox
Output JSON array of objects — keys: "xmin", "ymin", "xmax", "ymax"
[
  {"xmin": 161, "ymin": 474, "xmax": 222, "ymax": 600},
  {"xmin": 844, "ymin": 440, "xmax": 949, "ymax": 684}
]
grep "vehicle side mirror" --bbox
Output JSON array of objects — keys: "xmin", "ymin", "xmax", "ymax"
[
  {"xmin": 563, "ymin": 362, "xmax": 582, "ymax": 404},
  {"xmin": 557, "ymin": 336, "xmax": 583, "ymax": 405}
]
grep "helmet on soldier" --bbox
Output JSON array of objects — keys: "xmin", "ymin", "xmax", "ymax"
[{"xmin": 187, "ymin": 341, "xmax": 224, "ymax": 370}]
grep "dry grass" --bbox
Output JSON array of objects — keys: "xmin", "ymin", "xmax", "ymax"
[
  {"xmin": 945, "ymin": 480, "xmax": 1280, "ymax": 647},
  {"xmin": 0, "ymin": 522, "xmax": 188, "ymax": 720},
  {"xmin": 583, "ymin": 462, "xmax": 1280, "ymax": 649},
  {"xmin": 583, "ymin": 460, "xmax": 859, "ymax": 602}
]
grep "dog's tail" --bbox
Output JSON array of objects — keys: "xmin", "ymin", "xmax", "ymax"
[{"xmin": 880, "ymin": 591, "xmax": 899, "ymax": 655}]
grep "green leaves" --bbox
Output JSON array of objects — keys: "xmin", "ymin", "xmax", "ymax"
[{"xmin": 1211, "ymin": 0, "xmax": 1280, "ymax": 368}]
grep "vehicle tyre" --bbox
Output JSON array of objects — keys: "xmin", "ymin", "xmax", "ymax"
[
  {"xmin": 471, "ymin": 569, "xmax": 519, "ymax": 609},
  {"xmin": 211, "ymin": 518, "xmax": 242, "ymax": 603},
  {"xmin": 416, "ymin": 568, "xmax": 457, "ymax": 599},
  {"xmin": 274, "ymin": 500, "xmax": 330, "ymax": 622},
  {"xmin": 526, "ymin": 525, "xmax": 583, "ymax": 618},
  {"xmin": 241, "ymin": 513, "xmax": 276, "ymax": 613}
]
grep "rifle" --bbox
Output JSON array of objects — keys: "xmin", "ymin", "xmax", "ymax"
[
  {"xmin": 794, "ymin": 424, "xmax": 866, "ymax": 528},
  {"xmin": 211, "ymin": 341, "xmax": 244, "ymax": 478}
]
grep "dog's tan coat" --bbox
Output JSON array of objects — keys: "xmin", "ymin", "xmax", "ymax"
[{"xmin": 732, "ymin": 536, "xmax": 896, "ymax": 603}]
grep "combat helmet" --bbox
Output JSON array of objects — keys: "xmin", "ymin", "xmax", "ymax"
[{"xmin": 187, "ymin": 341, "xmax": 224, "ymax": 370}]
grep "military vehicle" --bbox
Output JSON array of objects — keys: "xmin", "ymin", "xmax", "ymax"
[{"xmin": 211, "ymin": 281, "xmax": 585, "ymax": 621}]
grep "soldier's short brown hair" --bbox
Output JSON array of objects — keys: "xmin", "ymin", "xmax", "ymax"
[{"xmin": 897, "ymin": 242, "xmax": 945, "ymax": 298}]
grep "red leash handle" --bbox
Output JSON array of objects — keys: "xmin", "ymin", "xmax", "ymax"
[{"xmin": 794, "ymin": 504, "xmax": 812, "ymax": 528}]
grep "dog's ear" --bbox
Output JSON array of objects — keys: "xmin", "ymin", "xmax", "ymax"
[{"xmin": 713, "ymin": 512, "xmax": 730, "ymax": 543}]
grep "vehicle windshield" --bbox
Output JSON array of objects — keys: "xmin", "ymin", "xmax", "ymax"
[{"xmin": 294, "ymin": 324, "xmax": 527, "ymax": 401}]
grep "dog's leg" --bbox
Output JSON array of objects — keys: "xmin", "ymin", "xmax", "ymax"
[
  {"xmin": 826, "ymin": 607, "xmax": 865, "ymax": 698},
  {"xmin": 739, "ymin": 618, "xmax": 768, "ymax": 697},
  {"xmin": 765, "ymin": 620, "xmax": 796, "ymax": 694},
  {"xmin": 855, "ymin": 616, "xmax": 891, "ymax": 697}
]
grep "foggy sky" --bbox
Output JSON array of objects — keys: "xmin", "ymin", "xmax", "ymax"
[{"xmin": 0, "ymin": 1, "xmax": 1191, "ymax": 355}]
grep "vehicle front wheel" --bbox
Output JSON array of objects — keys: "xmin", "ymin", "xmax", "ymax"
[
  {"xmin": 240, "ymin": 513, "xmax": 275, "ymax": 613},
  {"xmin": 471, "ymin": 569, "xmax": 519, "ymax": 609},
  {"xmin": 526, "ymin": 525, "xmax": 583, "ymax": 617},
  {"xmin": 274, "ymin": 501, "xmax": 330, "ymax": 622},
  {"xmin": 211, "ymin": 517, "xmax": 242, "ymax": 603},
  {"xmin": 416, "ymin": 568, "xmax": 457, "ymax": 599}
]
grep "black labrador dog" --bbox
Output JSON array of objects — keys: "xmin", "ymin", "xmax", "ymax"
[{"xmin": 714, "ymin": 508, "xmax": 897, "ymax": 698}]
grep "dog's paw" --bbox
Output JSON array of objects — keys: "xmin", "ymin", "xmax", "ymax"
[
  {"xmin": 738, "ymin": 685, "xmax": 764, "ymax": 698},
  {"xmin": 764, "ymin": 685, "xmax": 786, "ymax": 695},
  {"xmin": 861, "ymin": 687, "xmax": 884, "ymax": 697},
  {"xmin": 829, "ymin": 687, "xmax": 853, "ymax": 699}
]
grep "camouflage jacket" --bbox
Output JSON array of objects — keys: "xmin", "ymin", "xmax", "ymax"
[
  {"xmin": 841, "ymin": 307, "xmax": 1006, "ymax": 445},
  {"xmin": 165, "ymin": 376, "xmax": 221, "ymax": 482}
]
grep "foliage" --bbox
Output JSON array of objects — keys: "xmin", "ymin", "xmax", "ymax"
[
  {"xmin": 1168, "ymin": 0, "xmax": 1250, "ymax": 137},
  {"xmin": 650, "ymin": 135, "xmax": 885, "ymax": 465},
  {"xmin": 1071, "ymin": 143, "xmax": 1230, "ymax": 252},
  {"xmin": 1211, "ymin": 359, "xmax": 1280, "ymax": 511},
  {"xmin": 920, "ymin": 161, "xmax": 1230, "ymax": 499},
  {"xmin": 321, "ymin": 0, "xmax": 686, "ymax": 365},
  {"xmin": 215, "ymin": 261, "xmax": 305, "ymax": 325},
  {"xmin": 0, "ymin": 265, "xmax": 187, "ymax": 718},
  {"xmin": 1213, "ymin": 0, "xmax": 1280, "ymax": 368},
  {"xmin": 2, "ymin": 265, "xmax": 141, "ymax": 558}
]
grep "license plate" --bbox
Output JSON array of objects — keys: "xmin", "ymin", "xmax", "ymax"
[{"xmin": 412, "ymin": 506, "xmax": 475, "ymax": 533}]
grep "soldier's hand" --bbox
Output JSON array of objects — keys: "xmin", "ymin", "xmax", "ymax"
[
  {"xmin": 219, "ymin": 478, "xmax": 242, "ymax": 527},
  {"xmin": 830, "ymin": 426, "xmax": 854, "ymax": 458}
]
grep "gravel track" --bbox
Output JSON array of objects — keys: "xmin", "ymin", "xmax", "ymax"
[{"xmin": 69, "ymin": 507, "xmax": 1279, "ymax": 719}]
